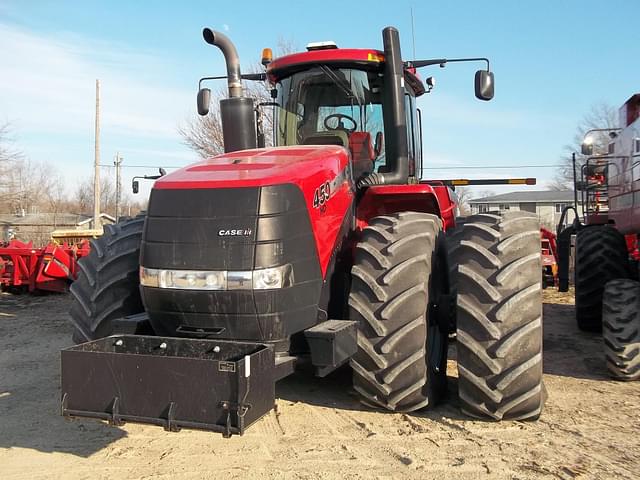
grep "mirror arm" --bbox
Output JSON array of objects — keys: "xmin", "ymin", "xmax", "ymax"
[
  {"xmin": 132, "ymin": 171, "xmax": 166, "ymax": 184},
  {"xmin": 409, "ymin": 57, "xmax": 490, "ymax": 71},
  {"xmin": 198, "ymin": 73, "xmax": 267, "ymax": 90}
]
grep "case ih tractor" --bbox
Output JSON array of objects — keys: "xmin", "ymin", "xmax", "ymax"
[
  {"xmin": 557, "ymin": 94, "xmax": 640, "ymax": 381},
  {"xmin": 61, "ymin": 27, "xmax": 544, "ymax": 435}
]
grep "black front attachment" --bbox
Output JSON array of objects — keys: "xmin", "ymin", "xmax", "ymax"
[{"xmin": 61, "ymin": 335, "xmax": 275, "ymax": 437}]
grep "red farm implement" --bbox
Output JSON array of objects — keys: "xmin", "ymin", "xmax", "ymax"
[
  {"xmin": 540, "ymin": 227, "xmax": 558, "ymax": 288},
  {"xmin": 0, "ymin": 239, "xmax": 90, "ymax": 293}
]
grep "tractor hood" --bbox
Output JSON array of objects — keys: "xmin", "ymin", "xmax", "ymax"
[
  {"xmin": 154, "ymin": 145, "xmax": 350, "ymax": 190},
  {"xmin": 142, "ymin": 145, "xmax": 356, "ymax": 343},
  {"xmin": 149, "ymin": 144, "xmax": 355, "ymax": 280}
]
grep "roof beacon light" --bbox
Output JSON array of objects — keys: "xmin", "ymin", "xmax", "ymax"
[
  {"xmin": 261, "ymin": 48, "xmax": 273, "ymax": 66},
  {"xmin": 306, "ymin": 41, "xmax": 338, "ymax": 51}
]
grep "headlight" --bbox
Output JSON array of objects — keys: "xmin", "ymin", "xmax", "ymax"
[
  {"xmin": 252, "ymin": 265, "xmax": 294, "ymax": 290},
  {"xmin": 140, "ymin": 267, "xmax": 227, "ymax": 290},
  {"xmin": 140, "ymin": 265, "xmax": 292, "ymax": 291}
]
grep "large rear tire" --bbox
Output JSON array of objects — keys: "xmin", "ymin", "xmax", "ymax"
[
  {"xmin": 450, "ymin": 211, "xmax": 544, "ymax": 420},
  {"xmin": 575, "ymin": 226, "xmax": 629, "ymax": 332},
  {"xmin": 603, "ymin": 279, "xmax": 640, "ymax": 381},
  {"xmin": 69, "ymin": 216, "xmax": 145, "ymax": 343},
  {"xmin": 348, "ymin": 212, "xmax": 449, "ymax": 411}
]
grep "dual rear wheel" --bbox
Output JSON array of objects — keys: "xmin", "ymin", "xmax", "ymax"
[{"xmin": 349, "ymin": 211, "xmax": 545, "ymax": 420}]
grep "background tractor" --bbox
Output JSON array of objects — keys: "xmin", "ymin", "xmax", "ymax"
[
  {"xmin": 60, "ymin": 26, "xmax": 544, "ymax": 435},
  {"xmin": 557, "ymin": 93, "xmax": 640, "ymax": 381}
]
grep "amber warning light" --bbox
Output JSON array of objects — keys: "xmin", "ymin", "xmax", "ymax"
[{"xmin": 261, "ymin": 48, "xmax": 272, "ymax": 66}]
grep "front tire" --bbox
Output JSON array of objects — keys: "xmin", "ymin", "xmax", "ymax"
[
  {"xmin": 450, "ymin": 211, "xmax": 544, "ymax": 420},
  {"xmin": 69, "ymin": 216, "xmax": 145, "ymax": 343},
  {"xmin": 603, "ymin": 279, "xmax": 640, "ymax": 381},
  {"xmin": 348, "ymin": 212, "xmax": 449, "ymax": 412}
]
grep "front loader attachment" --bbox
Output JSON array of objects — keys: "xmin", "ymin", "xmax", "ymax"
[{"xmin": 61, "ymin": 335, "xmax": 275, "ymax": 437}]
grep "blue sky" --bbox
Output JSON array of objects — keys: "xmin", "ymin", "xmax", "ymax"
[{"xmin": 1, "ymin": 0, "xmax": 639, "ymax": 202}]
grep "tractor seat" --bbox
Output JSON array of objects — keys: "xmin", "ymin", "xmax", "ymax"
[
  {"xmin": 348, "ymin": 132, "xmax": 375, "ymax": 163},
  {"xmin": 301, "ymin": 131, "xmax": 349, "ymax": 148}
]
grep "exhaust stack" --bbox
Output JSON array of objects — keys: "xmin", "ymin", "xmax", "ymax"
[
  {"xmin": 358, "ymin": 26, "xmax": 409, "ymax": 187},
  {"xmin": 201, "ymin": 28, "xmax": 257, "ymax": 153},
  {"xmin": 203, "ymin": 28, "xmax": 242, "ymax": 98}
]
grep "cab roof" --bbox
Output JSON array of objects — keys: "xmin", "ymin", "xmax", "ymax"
[
  {"xmin": 267, "ymin": 49, "xmax": 385, "ymax": 81},
  {"xmin": 266, "ymin": 48, "xmax": 425, "ymax": 96}
]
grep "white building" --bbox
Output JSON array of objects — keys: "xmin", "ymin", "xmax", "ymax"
[{"xmin": 468, "ymin": 190, "xmax": 582, "ymax": 229}]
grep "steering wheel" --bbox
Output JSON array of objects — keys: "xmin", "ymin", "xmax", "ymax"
[{"xmin": 323, "ymin": 113, "xmax": 357, "ymax": 134}]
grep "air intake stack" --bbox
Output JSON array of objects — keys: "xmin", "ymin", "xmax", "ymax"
[{"xmin": 358, "ymin": 27, "xmax": 409, "ymax": 187}]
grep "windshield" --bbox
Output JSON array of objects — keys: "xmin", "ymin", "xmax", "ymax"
[{"xmin": 274, "ymin": 66, "xmax": 386, "ymax": 171}]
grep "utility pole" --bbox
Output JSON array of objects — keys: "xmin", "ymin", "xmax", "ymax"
[
  {"xmin": 93, "ymin": 79, "xmax": 101, "ymax": 230},
  {"xmin": 114, "ymin": 152, "xmax": 123, "ymax": 222}
]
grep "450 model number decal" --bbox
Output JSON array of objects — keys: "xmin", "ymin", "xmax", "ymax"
[
  {"xmin": 313, "ymin": 181, "xmax": 331, "ymax": 209},
  {"xmin": 312, "ymin": 166, "xmax": 351, "ymax": 210}
]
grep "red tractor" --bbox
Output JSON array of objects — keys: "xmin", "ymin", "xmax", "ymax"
[
  {"xmin": 557, "ymin": 94, "xmax": 640, "ymax": 381},
  {"xmin": 61, "ymin": 27, "xmax": 544, "ymax": 435}
]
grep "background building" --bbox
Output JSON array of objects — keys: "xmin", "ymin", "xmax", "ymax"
[{"xmin": 468, "ymin": 190, "xmax": 581, "ymax": 229}]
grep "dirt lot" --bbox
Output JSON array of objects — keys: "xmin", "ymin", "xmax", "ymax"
[{"xmin": 0, "ymin": 289, "xmax": 638, "ymax": 480}]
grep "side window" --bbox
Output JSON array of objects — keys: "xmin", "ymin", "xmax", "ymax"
[
  {"xmin": 415, "ymin": 107, "xmax": 422, "ymax": 179},
  {"xmin": 405, "ymin": 94, "xmax": 415, "ymax": 175}
]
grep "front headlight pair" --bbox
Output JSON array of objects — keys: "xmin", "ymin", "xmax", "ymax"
[{"xmin": 140, "ymin": 264, "xmax": 293, "ymax": 291}]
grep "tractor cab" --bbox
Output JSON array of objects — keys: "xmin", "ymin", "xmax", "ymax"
[
  {"xmin": 268, "ymin": 54, "xmax": 389, "ymax": 180},
  {"xmin": 265, "ymin": 46, "xmax": 427, "ymax": 183}
]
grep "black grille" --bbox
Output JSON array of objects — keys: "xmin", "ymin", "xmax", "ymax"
[{"xmin": 140, "ymin": 184, "xmax": 323, "ymax": 343}]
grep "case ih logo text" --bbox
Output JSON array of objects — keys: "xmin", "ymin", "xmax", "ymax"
[{"xmin": 218, "ymin": 228, "xmax": 253, "ymax": 237}]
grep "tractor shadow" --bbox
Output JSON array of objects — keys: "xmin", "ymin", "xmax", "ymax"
[
  {"xmin": 278, "ymin": 299, "xmax": 613, "ymax": 418},
  {"xmin": 542, "ymin": 301, "xmax": 611, "ymax": 381},
  {"xmin": 0, "ymin": 294, "xmax": 127, "ymax": 457},
  {"xmin": 276, "ymin": 348, "xmax": 468, "ymax": 422}
]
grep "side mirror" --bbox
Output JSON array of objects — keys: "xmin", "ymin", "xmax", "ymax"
[
  {"xmin": 159, "ymin": 167, "xmax": 167, "ymax": 176},
  {"xmin": 425, "ymin": 76, "xmax": 435, "ymax": 93},
  {"xmin": 197, "ymin": 88, "xmax": 211, "ymax": 116},
  {"xmin": 581, "ymin": 142, "xmax": 594, "ymax": 156},
  {"xmin": 132, "ymin": 180, "xmax": 139, "ymax": 194},
  {"xmin": 474, "ymin": 70, "xmax": 494, "ymax": 101}
]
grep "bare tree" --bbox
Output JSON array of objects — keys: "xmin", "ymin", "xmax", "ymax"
[
  {"xmin": 71, "ymin": 171, "xmax": 144, "ymax": 219},
  {"xmin": 546, "ymin": 178, "xmax": 571, "ymax": 191},
  {"xmin": 454, "ymin": 187, "xmax": 472, "ymax": 215},
  {"xmin": 0, "ymin": 122, "xmax": 26, "ymax": 212},
  {"xmin": 178, "ymin": 105, "xmax": 226, "ymax": 158},
  {"xmin": 556, "ymin": 103, "xmax": 618, "ymax": 186}
]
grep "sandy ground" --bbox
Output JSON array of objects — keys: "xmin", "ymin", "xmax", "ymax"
[{"xmin": 0, "ymin": 289, "xmax": 638, "ymax": 480}]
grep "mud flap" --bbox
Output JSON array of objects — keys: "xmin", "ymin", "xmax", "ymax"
[{"xmin": 61, "ymin": 335, "xmax": 275, "ymax": 437}]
